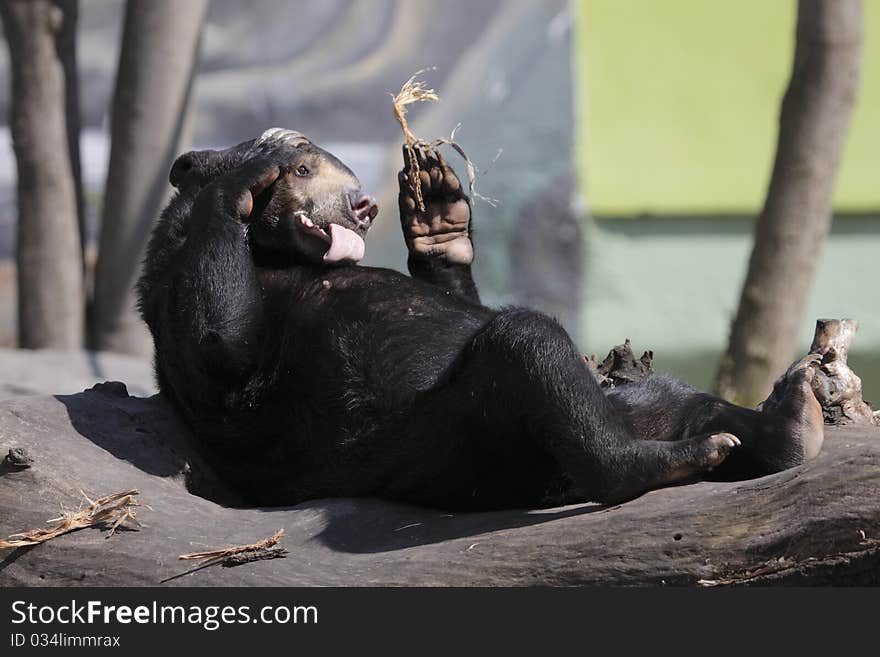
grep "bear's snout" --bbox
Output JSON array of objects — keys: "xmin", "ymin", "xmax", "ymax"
[{"xmin": 347, "ymin": 190, "xmax": 379, "ymax": 229}]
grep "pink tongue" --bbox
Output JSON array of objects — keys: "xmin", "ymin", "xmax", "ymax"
[{"xmin": 323, "ymin": 223, "xmax": 365, "ymax": 263}]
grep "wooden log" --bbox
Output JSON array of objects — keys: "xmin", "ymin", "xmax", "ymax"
[{"xmin": 1, "ymin": 386, "xmax": 878, "ymax": 586}]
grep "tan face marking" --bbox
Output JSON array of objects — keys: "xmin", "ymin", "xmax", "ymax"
[
  {"xmin": 265, "ymin": 149, "xmax": 361, "ymax": 228},
  {"xmin": 304, "ymin": 158, "xmax": 360, "ymax": 222}
]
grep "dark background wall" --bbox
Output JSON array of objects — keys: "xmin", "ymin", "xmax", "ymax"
[{"xmin": 0, "ymin": 0, "xmax": 583, "ymax": 349}]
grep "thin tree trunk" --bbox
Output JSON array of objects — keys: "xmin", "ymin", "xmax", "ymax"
[
  {"xmin": 1, "ymin": 0, "xmax": 84, "ymax": 349},
  {"xmin": 716, "ymin": 0, "xmax": 862, "ymax": 407},
  {"xmin": 55, "ymin": 0, "xmax": 86, "ymax": 269},
  {"xmin": 90, "ymin": 0, "xmax": 207, "ymax": 355}
]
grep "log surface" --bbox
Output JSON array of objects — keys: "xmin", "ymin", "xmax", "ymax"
[{"xmin": 1, "ymin": 386, "xmax": 879, "ymax": 586}]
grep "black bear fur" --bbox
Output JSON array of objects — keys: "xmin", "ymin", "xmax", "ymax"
[{"xmin": 137, "ymin": 130, "xmax": 823, "ymax": 510}]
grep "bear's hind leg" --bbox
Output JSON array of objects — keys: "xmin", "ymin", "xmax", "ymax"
[
  {"xmin": 392, "ymin": 309, "xmax": 742, "ymax": 508},
  {"xmin": 605, "ymin": 358, "xmax": 824, "ymax": 479}
]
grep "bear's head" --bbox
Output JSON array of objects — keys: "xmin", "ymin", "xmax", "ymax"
[{"xmin": 169, "ymin": 128, "xmax": 378, "ymax": 265}]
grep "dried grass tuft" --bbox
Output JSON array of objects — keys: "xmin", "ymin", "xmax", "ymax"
[
  {"xmin": 391, "ymin": 69, "xmax": 498, "ymax": 211},
  {"xmin": 0, "ymin": 489, "xmax": 144, "ymax": 548},
  {"xmin": 391, "ymin": 68, "xmax": 439, "ymax": 148},
  {"xmin": 178, "ymin": 528, "xmax": 285, "ymax": 568}
]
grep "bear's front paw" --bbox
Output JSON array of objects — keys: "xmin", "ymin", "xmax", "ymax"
[{"xmin": 398, "ymin": 146, "xmax": 473, "ymax": 266}]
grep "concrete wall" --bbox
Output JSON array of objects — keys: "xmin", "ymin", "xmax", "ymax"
[
  {"xmin": 0, "ymin": 0, "xmax": 582, "ymax": 347},
  {"xmin": 576, "ymin": 0, "xmax": 880, "ymax": 400},
  {"xmin": 584, "ymin": 215, "xmax": 880, "ymax": 397}
]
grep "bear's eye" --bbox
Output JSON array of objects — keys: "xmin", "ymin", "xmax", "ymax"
[{"xmin": 295, "ymin": 165, "xmax": 310, "ymax": 177}]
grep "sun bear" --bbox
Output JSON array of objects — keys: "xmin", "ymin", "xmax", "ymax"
[{"xmin": 136, "ymin": 128, "xmax": 824, "ymax": 510}]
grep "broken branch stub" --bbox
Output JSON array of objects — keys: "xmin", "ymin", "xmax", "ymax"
[
  {"xmin": 4, "ymin": 447, "xmax": 33, "ymax": 469},
  {"xmin": 585, "ymin": 339, "xmax": 654, "ymax": 389},
  {"xmin": 761, "ymin": 319, "xmax": 878, "ymax": 426},
  {"xmin": 808, "ymin": 319, "xmax": 878, "ymax": 426}
]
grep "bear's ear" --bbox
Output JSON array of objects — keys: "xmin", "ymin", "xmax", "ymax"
[{"xmin": 169, "ymin": 152, "xmax": 197, "ymax": 189}]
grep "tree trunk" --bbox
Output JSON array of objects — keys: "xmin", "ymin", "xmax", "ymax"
[
  {"xmin": 0, "ymin": 0, "xmax": 84, "ymax": 349},
  {"xmin": 55, "ymin": 0, "xmax": 87, "ymax": 269},
  {"xmin": 716, "ymin": 0, "xmax": 863, "ymax": 407},
  {"xmin": 90, "ymin": 0, "xmax": 207, "ymax": 355}
]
